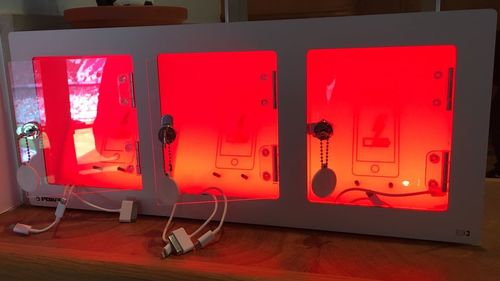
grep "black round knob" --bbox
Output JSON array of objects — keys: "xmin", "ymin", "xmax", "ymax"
[
  {"xmin": 313, "ymin": 119, "xmax": 333, "ymax": 141},
  {"xmin": 158, "ymin": 126, "xmax": 176, "ymax": 145}
]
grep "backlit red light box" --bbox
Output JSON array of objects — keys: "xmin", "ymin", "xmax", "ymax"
[
  {"xmin": 24, "ymin": 51, "xmax": 280, "ymax": 198},
  {"xmin": 6, "ymin": 10, "xmax": 494, "ymax": 244},
  {"xmin": 27, "ymin": 46, "xmax": 455, "ymax": 211},
  {"xmin": 31, "ymin": 55, "xmax": 142, "ymax": 190},
  {"xmin": 157, "ymin": 51, "xmax": 279, "ymax": 199},
  {"xmin": 307, "ymin": 45, "xmax": 456, "ymax": 211}
]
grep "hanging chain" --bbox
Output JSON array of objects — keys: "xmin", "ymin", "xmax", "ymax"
[
  {"xmin": 16, "ymin": 136, "xmax": 30, "ymax": 164},
  {"xmin": 312, "ymin": 119, "xmax": 333, "ymax": 169},
  {"xmin": 319, "ymin": 139, "xmax": 330, "ymax": 168},
  {"xmin": 17, "ymin": 122, "xmax": 41, "ymax": 165},
  {"xmin": 25, "ymin": 137, "xmax": 31, "ymax": 163},
  {"xmin": 320, "ymin": 139, "xmax": 324, "ymax": 168},
  {"xmin": 158, "ymin": 115, "xmax": 176, "ymax": 174},
  {"xmin": 167, "ymin": 143, "xmax": 173, "ymax": 172},
  {"xmin": 325, "ymin": 138, "xmax": 329, "ymax": 168}
]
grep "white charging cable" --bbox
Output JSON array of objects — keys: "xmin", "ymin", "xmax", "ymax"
[
  {"xmin": 161, "ymin": 187, "xmax": 228, "ymax": 257},
  {"xmin": 13, "ymin": 185, "xmax": 74, "ymax": 235},
  {"xmin": 194, "ymin": 187, "xmax": 228, "ymax": 249},
  {"xmin": 72, "ymin": 192, "xmax": 138, "ymax": 223},
  {"xmin": 161, "ymin": 192, "xmax": 218, "ymax": 244},
  {"xmin": 72, "ymin": 193, "xmax": 121, "ymax": 213}
]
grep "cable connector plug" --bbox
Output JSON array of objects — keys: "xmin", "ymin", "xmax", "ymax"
[
  {"xmin": 161, "ymin": 243, "xmax": 173, "ymax": 259},
  {"xmin": 166, "ymin": 227, "xmax": 194, "ymax": 256},
  {"xmin": 55, "ymin": 201, "xmax": 67, "ymax": 219},
  {"xmin": 13, "ymin": 223, "xmax": 32, "ymax": 235},
  {"xmin": 195, "ymin": 230, "xmax": 215, "ymax": 249},
  {"xmin": 119, "ymin": 200, "xmax": 138, "ymax": 223}
]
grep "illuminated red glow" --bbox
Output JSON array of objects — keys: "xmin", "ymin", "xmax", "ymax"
[
  {"xmin": 307, "ymin": 46, "xmax": 456, "ymax": 211},
  {"xmin": 26, "ymin": 47, "xmax": 453, "ymax": 205},
  {"xmin": 157, "ymin": 51, "xmax": 279, "ymax": 198},
  {"xmin": 32, "ymin": 55, "xmax": 142, "ymax": 190}
]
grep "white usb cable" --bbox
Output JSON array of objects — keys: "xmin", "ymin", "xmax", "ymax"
[
  {"xmin": 73, "ymin": 193, "xmax": 121, "ymax": 212},
  {"xmin": 13, "ymin": 185, "xmax": 74, "ymax": 235},
  {"xmin": 194, "ymin": 187, "xmax": 228, "ymax": 249},
  {"xmin": 161, "ymin": 192, "xmax": 218, "ymax": 244},
  {"xmin": 72, "ymin": 192, "xmax": 138, "ymax": 223},
  {"xmin": 161, "ymin": 187, "xmax": 228, "ymax": 258}
]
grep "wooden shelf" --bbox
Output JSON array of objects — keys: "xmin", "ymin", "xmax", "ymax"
[
  {"xmin": 1, "ymin": 183, "xmax": 500, "ymax": 280},
  {"xmin": 64, "ymin": 6, "xmax": 188, "ymax": 28}
]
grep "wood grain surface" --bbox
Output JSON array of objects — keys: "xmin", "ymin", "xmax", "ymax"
[{"xmin": 0, "ymin": 182, "xmax": 499, "ymax": 281}]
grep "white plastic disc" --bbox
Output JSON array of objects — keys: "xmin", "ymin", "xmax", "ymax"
[
  {"xmin": 311, "ymin": 167, "xmax": 337, "ymax": 198},
  {"xmin": 16, "ymin": 164, "xmax": 41, "ymax": 193}
]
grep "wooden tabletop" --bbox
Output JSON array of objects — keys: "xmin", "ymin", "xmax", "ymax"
[{"xmin": 0, "ymin": 183, "xmax": 499, "ymax": 281}]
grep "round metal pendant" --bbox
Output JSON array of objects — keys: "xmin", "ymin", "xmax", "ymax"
[
  {"xmin": 16, "ymin": 164, "xmax": 41, "ymax": 193},
  {"xmin": 311, "ymin": 167, "xmax": 337, "ymax": 198}
]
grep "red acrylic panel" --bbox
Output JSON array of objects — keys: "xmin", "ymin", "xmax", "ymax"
[
  {"xmin": 307, "ymin": 45, "xmax": 456, "ymax": 211},
  {"xmin": 157, "ymin": 51, "xmax": 279, "ymax": 199},
  {"xmin": 32, "ymin": 55, "xmax": 142, "ymax": 190}
]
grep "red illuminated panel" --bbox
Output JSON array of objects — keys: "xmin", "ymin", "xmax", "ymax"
[
  {"xmin": 307, "ymin": 46, "xmax": 456, "ymax": 211},
  {"xmin": 32, "ymin": 55, "xmax": 141, "ymax": 190},
  {"xmin": 157, "ymin": 51, "xmax": 279, "ymax": 199}
]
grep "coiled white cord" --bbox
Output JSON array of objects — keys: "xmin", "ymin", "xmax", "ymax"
[
  {"xmin": 72, "ymin": 193, "xmax": 121, "ymax": 213},
  {"xmin": 13, "ymin": 185, "xmax": 74, "ymax": 235},
  {"xmin": 161, "ymin": 187, "xmax": 228, "ymax": 257}
]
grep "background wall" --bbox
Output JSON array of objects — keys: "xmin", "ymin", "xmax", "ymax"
[
  {"xmin": 0, "ymin": 0, "xmax": 221, "ymax": 23},
  {"xmin": 246, "ymin": 0, "xmax": 500, "ymax": 28},
  {"xmin": 0, "ymin": 1, "xmax": 498, "ymax": 26}
]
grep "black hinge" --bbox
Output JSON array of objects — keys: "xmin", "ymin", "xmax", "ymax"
[
  {"xmin": 135, "ymin": 141, "xmax": 141, "ymax": 175},
  {"xmin": 130, "ymin": 73, "xmax": 137, "ymax": 108},
  {"xmin": 272, "ymin": 145, "xmax": 279, "ymax": 182},
  {"xmin": 272, "ymin": 70, "xmax": 278, "ymax": 109},
  {"xmin": 441, "ymin": 151, "xmax": 450, "ymax": 193},
  {"xmin": 446, "ymin": 67, "xmax": 454, "ymax": 111}
]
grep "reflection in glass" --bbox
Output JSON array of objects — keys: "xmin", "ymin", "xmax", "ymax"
[{"xmin": 15, "ymin": 55, "xmax": 143, "ymax": 190}]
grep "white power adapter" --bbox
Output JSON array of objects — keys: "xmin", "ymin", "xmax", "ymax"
[
  {"xmin": 13, "ymin": 223, "xmax": 32, "ymax": 235},
  {"xmin": 13, "ymin": 201, "xmax": 67, "ymax": 235},
  {"xmin": 163, "ymin": 227, "xmax": 194, "ymax": 257},
  {"xmin": 160, "ymin": 187, "xmax": 228, "ymax": 258},
  {"xmin": 119, "ymin": 200, "xmax": 138, "ymax": 223}
]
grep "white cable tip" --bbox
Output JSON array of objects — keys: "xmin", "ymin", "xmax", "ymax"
[
  {"xmin": 13, "ymin": 223, "xmax": 32, "ymax": 236},
  {"xmin": 119, "ymin": 200, "xmax": 138, "ymax": 223},
  {"xmin": 167, "ymin": 227, "xmax": 194, "ymax": 255},
  {"xmin": 161, "ymin": 243, "xmax": 173, "ymax": 259},
  {"xmin": 54, "ymin": 202, "xmax": 67, "ymax": 219},
  {"xmin": 195, "ymin": 230, "xmax": 215, "ymax": 249}
]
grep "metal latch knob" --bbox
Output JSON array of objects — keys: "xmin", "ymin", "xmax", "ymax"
[
  {"xmin": 158, "ymin": 114, "xmax": 176, "ymax": 145},
  {"xmin": 312, "ymin": 119, "xmax": 333, "ymax": 141}
]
